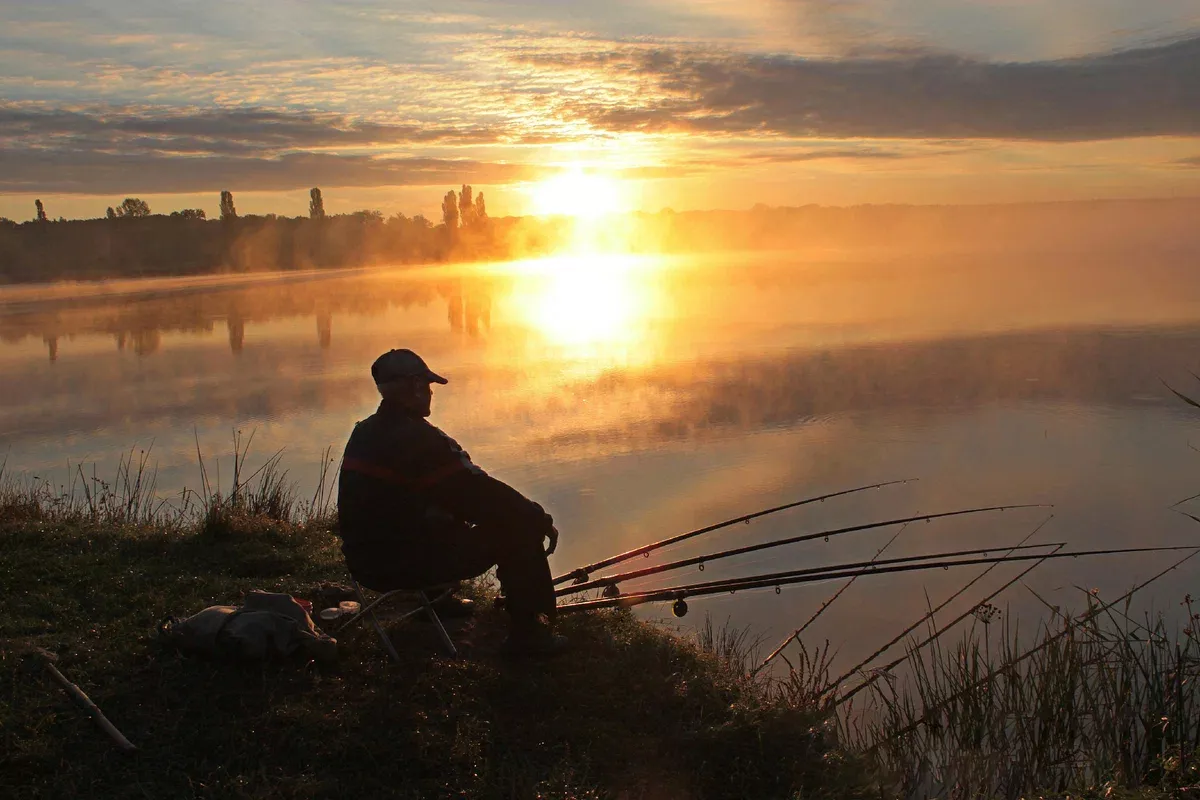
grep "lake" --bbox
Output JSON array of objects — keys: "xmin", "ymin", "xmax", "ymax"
[{"xmin": 4, "ymin": 246, "xmax": 1200, "ymax": 676}]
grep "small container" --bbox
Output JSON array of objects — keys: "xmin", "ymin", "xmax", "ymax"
[
  {"xmin": 296, "ymin": 598, "xmax": 313, "ymax": 614},
  {"xmin": 318, "ymin": 607, "xmax": 342, "ymax": 623},
  {"xmin": 338, "ymin": 600, "xmax": 361, "ymax": 615}
]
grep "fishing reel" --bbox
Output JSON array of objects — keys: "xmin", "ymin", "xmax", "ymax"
[
  {"xmin": 571, "ymin": 570, "xmax": 590, "ymax": 585},
  {"xmin": 601, "ymin": 584, "xmax": 621, "ymax": 599},
  {"xmin": 672, "ymin": 598, "xmax": 689, "ymax": 618}
]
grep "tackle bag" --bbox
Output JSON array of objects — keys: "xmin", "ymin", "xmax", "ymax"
[{"xmin": 159, "ymin": 590, "xmax": 338, "ymax": 663}]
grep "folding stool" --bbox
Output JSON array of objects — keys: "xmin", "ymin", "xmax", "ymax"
[{"xmin": 339, "ymin": 577, "xmax": 458, "ymax": 660}]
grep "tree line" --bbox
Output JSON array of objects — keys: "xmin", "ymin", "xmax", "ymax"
[
  {"xmin": 0, "ymin": 185, "xmax": 522, "ymax": 283},
  {"xmin": 5, "ymin": 191, "xmax": 1197, "ymax": 285}
]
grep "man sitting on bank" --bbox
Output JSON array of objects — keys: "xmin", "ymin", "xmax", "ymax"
[{"xmin": 336, "ymin": 348, "xmax": 568, "ymax": 656}]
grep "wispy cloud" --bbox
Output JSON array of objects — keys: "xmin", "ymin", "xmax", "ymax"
[
  {"xmin": 0, "ymin": 149, "xmax": 553, "ymax": 194},
  {"xmin": 0, "ymin": 104, "xmax": 548, "ymax": 151},
  {"xmin": 527, "ymin": 35, "xmax": 1200, "ymax": 142}
]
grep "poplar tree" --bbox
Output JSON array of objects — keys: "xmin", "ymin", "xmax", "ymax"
[
  {"xmin": 441, "ymin": 190, "xmax": 459, "ymax": 231},
  {"xmin": 219, "ymin": 190, "xmax": 237, "ymax": 222},
  {"xmin": 458, "ymin": 185, "xmax": 476, "ymax": 229}
]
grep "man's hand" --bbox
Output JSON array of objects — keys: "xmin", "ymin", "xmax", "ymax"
[{"xmin": 545, "ymin": 524, "xmax": 559, "ymax": 555}]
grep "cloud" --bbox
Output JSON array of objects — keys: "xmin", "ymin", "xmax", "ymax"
[
  {"xmin": 741, "ymin": 147, "xmax": 908, "ymax": 163},
  {"xmin": 5, "ymin": 28, "xmax": 1199, "ymax": 197},
  {"xmin": 0, "ymin": 103, "xmax": 572, "ymax": 193},
  {"xmin": 0, "ymin": 104, "xmax": 545, "ymax": 152},
  {"xmin": 0, "ymin": 149, "xmax": 554, "ymax": 194},
  {"xmin": 533, "ymin": 35, "xmax": 1200, "ymax": 141}
]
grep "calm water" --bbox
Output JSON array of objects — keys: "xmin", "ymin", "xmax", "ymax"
[{"xmin": 4, "ymin": 248, "xmax": 1200, "ymax": 672}]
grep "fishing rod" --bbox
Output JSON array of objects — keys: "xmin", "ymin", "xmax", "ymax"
[
  {"xmin": 553, "ymin": 478, "xmax": 917, "ymax": 586},
  {"xmin": 567, "ymin": 542, "xmax": 1062, "ymax": 604},
  {"xmin": 556, "ymin": 504, "xmax": 1046, "ymax": 597},
  {"xmin": 556, "ymin": 545, "xmax": 1196, "ymax": 615}
]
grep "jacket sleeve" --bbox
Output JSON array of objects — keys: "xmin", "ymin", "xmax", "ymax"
[{"xmin": 415, "ymin": 426, "xmax": 553, "ymax": 534}]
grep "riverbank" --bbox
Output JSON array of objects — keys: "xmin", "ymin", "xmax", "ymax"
[
  {"xmin": 4, "ymin": 458, "xmax": 1200, "ymax": 798},
  {"xmin": 0, "ymin": 495, "xmax": 872, "ymax": 798}
]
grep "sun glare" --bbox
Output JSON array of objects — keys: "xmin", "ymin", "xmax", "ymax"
[
  {"xmin": 529, "ymin": 166, "xmax": 624, "ymax": 219},
  {"xmin": 510, "ymin": 254, "xmax": 659, "ymax": 358}
]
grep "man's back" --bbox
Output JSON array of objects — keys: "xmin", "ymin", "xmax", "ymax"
[{"xmin": 337, "ymin": 401, "xmax": 548, "ymax": 571}]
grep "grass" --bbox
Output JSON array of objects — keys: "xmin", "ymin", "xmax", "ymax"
[
  {"xmin": 8, "ymin": 442, "xmax": 1200, "ymax": 798},
  {"xmin": 0, "ymin": 450, "xmax": 872, "ymax": 800},
  {"xmin": 835, "ymin": 591, "xmax": 1200, "ymax": 799}
]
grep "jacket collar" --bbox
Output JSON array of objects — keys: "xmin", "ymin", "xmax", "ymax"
[{"xmin": 377, "ymin": 398, "xmax": 424, "ymax": 420}]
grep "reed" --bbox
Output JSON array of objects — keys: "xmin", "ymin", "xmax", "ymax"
[
  {"xmin": 0, "ymin": 432, "xmax": 339, "ymax": 537},
  {"xmin": 839, "ymin": 554, "xmax": 1200, "ymax": 798},
  {"xmin": 1, "ymin": 447, "xmax": 178, "ymax": 530}
]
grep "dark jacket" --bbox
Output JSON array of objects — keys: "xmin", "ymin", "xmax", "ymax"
[{"xmin": 336, "ymin": 400, "xmax": 553, "ymax": 573}]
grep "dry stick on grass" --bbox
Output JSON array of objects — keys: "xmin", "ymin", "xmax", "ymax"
[
  {"xmin": 865, "ymin": 546, "xmax": 1200, "ymax": 748},
  {"xmin": 26, "ymin": 647, "xmax": 137, "ymax": 754},
  {"xmin": 752, "ymin": 524, "xmax": 910, "ymax": 677},
  {"xmin": 825, "ymin": 514, "xmax": 1055, "ymax": 702}
]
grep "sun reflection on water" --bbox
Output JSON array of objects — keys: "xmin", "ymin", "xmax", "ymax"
[{"xmin": 508, "ymin": 253, "xmax": 664, "ymax": 368}]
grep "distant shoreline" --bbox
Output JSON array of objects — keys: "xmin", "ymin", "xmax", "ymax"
[{"xmin": 4, "ymin": 196, "xmax": 1200, "ymax": 289}]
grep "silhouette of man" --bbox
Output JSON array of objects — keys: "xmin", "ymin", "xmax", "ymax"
[{"xmin": 337, "ymin": 349, "xmax": 567, "ymax": 655}]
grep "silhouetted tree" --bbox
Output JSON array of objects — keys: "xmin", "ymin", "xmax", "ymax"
[
  {"xmin": 106, "ymin": 207, "xmax": 116, "ymax": 220},
  {"xmin": 474, "ymin": 192, "xmax": 487, "ymax": 225},
  {"xmin": 171, "ymin": 209, "xmax": 206, "ymax": 220},
  {"xmin": 459, "ymin": 185, "xmax": 476, "ymax": 229},
  {"xmin": 220, "ymin": 190, "xmax": 237, "ymax": 222},
  {"xmin": 114, "ymin": 198, "xmax": 151, "ymax": 218},
  {"xmin": 309, "ymin": 188, "xmax": 325, "ymax": 220},
  {"xmin": 442, "ymin": 191, "xmax": 459, "ymax": 232},
  {"xmin": 35, "ymin": 199, "xmax": 47, "ymax": 223}
]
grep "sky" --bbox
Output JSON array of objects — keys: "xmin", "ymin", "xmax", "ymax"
[{"xmin": 1, "ymin": 0, "xmax": 1199, "ymax": 220}]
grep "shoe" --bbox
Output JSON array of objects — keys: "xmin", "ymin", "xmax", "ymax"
[
  {"xmin": 501, "ymin": 623, "xmax": 570, "ymax": 658},
  {"xmin": 430, "ymin": 593, "xmax": 475, "ymax": 619}
]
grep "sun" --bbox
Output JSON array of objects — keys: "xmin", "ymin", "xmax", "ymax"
[{"xmin": 529, "ymin": 165, "xmax": 624, "ymax": 218}]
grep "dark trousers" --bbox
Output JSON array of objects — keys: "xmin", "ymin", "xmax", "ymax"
[{"xmin": 350, "ymin": 522, "xmax": 555, "ymax": 621}]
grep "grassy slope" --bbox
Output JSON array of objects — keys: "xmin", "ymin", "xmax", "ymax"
[{"xmin": 0, "ymin": 513, "xmax": 869, "ymax": 800}]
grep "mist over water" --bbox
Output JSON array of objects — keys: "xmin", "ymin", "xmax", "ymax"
[{"xmin": 4, "ymin": 247, "xmax": 1200, "ymax": 672}]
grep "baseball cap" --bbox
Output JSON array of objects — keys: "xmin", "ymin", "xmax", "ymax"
[{"xmin": 371, "ymin": 349, "xmax": 448, "ymax": 385}]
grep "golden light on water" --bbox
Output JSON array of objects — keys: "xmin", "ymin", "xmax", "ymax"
[
  {"xmin": 528, "ymin": 165, "xmax": 624, "ymax": 219},
  {"xmin": 509, "ymin": 254, "xmax": 661, "ymax": 362}
]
